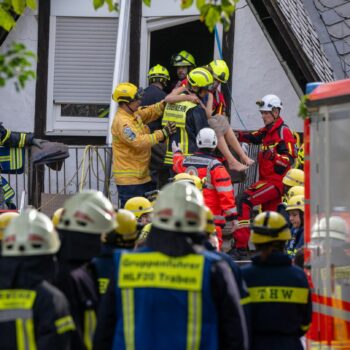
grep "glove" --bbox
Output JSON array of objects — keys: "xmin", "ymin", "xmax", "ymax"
[
  {"xmin": 262, "ymin": 149, "xmax": 275, "ymax": 160},
  {"xmin": 32, "ymin": 138, "xmax": 43, "ymax": 149},
  {"xmin": 161, "ymin": 121, "xmax": 177, "ymax": 139},
  {"xmin": 171, "ymin": 141, "xmax": 181, "ymax": 153}
]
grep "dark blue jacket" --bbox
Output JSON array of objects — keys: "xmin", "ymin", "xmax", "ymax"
[
  {"xmin": 286, "ymin": 227, "xmax": 304, "ymax": 257},
  {"xmin": 241, "ymin": 252, "xmax": 312, "ymax": 350}
]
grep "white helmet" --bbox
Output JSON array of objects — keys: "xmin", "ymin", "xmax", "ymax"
[
  {"xmin": 57, "ymin": 190, "xmax": 117, "ymax": 234},
  {"xmin": 311, "ymin": 216, "xmax": 348, "ymax": 241},
  {"xmin": 152, "ymin": 182, "xmax": 206, "ymax": 233},
  {"xmin": 2, "ymin": 209, "xmax": 60, "ymax": 257},
  {"xmin": 196, "ymin": 128, "xmax": 217, "ymax": 149},
  {"xmin": 257, "ymin": 94, "xmax": 283, "ymax": 111}
]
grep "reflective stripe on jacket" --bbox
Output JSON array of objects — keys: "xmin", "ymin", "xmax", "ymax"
[
  {"xmin": 162, "ymin": 100, "xmax": 197, "ymax": 165},
  {"xmin": 112, "ymin": 102, "xmax": 165, "ymax": 185}
]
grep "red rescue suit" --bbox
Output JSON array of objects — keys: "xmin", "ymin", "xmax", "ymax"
[
  {"xmin": 234, "ymin": 117, "xmax": 296, "ymax": 248},
  {"xmin": 173, "ymin": 151, "xmax": 237, "ymax": 248}
]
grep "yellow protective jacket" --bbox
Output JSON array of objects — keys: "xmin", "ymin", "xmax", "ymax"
[{"xmin": 112, "ymin": 102, "xmax": 165, "ymax": 185}]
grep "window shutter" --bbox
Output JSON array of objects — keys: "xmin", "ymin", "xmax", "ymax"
[{"xmin": 53, "ymin": 17, "xmax": 118, "ymax": 104}]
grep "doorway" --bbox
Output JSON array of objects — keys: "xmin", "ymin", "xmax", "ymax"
[{"xmin": 150, "ymin": 20, "xmax": 215, "ymax": 86}]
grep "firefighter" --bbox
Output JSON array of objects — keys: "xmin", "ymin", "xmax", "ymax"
[
  {"xmin": 111, "ymin": 82, "xmax": 177, "ymax": 207},
  {"xmin": 0, "ymin": 122, "xmax": 42, "ymax": 208},
  {"xmin": 241, "ymin": 211, "xmax": 312, "ymax": 350},
  {"xmin": 285, "ymin": 195, "xmax": 305, "ymax": 258},
  {"xmin": 0, "ymin": 211, "xmax": 19, "ymax": 253},
  {"xmin": 296, "ymin": 143, "xmax": 304, "ymax": 170},
  {"xmin": 93, "ymin": 181, "xmax": 248, "ymax": 350},
  {"xmin": 173, "ymin": 172, "xmax": 203, "ymax": 191},
  {"xmin": 170, "ymin": 50, "xmax": 196, "ymax": 89},
  {"xmin": 162, "ymin": 67, "xmax": 212, "ymax": 168},
  {"xmin": 232, "ymin": 94, "xmax": 297, "ymax": 260},
  {"xmin": 173, "ymin": 127, "xmax": 237, "ymax": 250},
  {"xmin": 124, "ymin": 196, "xmax": 153, "ymax": 226},
  {"xmin": 277, "ymin": 185, "xmax": 304, "ymax": 226},
  {"xmin": 55, "ymin": 190, "xmax": 117, "ymax": 350},
  {"xmin": 90, "ymin": 209, "xmax": 138, "ymax": 296},
  {"xmin": 282, "ymin": 168, "xmax": 304, "ymax": 194},
  {"xmin": 0, "ymin": 209, "xmax": 76, "ymax": 349}
]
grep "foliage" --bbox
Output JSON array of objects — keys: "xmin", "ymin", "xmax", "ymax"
[
  {"xmin": 298, "ymin": 95, "xmax": 309, "ymax": 120},
  {"xmin": 0, "ymin": 0, "xmax": 37, "ymax": 90},
  {"xmin": 94, "ymin": 0, "xmax": 239, "ymax": 32},
  {"xmin": 0, "ymin": 42, "xmax": 36, "ymax": 90}
]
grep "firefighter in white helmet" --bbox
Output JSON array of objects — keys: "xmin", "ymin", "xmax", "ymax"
[
  {"xmin": 94, "ymin": 182, "xmax": 248, "ymax": 350},
  {"xmin": 55, "ymin": 190, "xmax": 117, "ymax": 350},
  {"xmin": 0, "ymin": 209, "xmax": 76, "ymax": 349}
]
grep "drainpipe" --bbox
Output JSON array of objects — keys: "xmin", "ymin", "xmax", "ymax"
[{"xmin": 106, "ymin": 0, "xmax": 131, "ymax": 146}]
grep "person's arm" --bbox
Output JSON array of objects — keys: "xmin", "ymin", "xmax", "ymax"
[
  {"xmin": 0, "ymin": 122, "xmax": 36, "ymax": 148},
  {"xmin": 164, "ymin": 92, "xmax": 200, "ymax": 104},
  {"xmin": 136, "ymin": 101, "xmax": 166, "ymax": 124},
  {"xmin": 36, "ymin": 284, "xmax": 76, "ymax": 350},
  {"xmin": 212, "ymin": 260, "xmax": 249, "ymax": 350},
  {"xmin": 237, "ymin": 128, "xmax": 265, "ymax": 145},
  {"xmin": 93, "ymin": 276, "xmax": 117, "ymax": 350},
  {"xmin": 172, "ymin": 146, "xmax": 186, "ymax": 174}
]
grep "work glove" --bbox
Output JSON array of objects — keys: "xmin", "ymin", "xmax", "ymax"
[
  {"xmin": 171, "ymin": 141, "xmax": 181, "ymax": 153},
  {"xmin": 32, "ymin": 138, "xmax": 43, "ymax": 149},
  {"xmin": 161, "ymin": 121, "xmax": 177, "ymax": 139},
  {"xmin": 262, "ymin": 149, "xmax": 275, "ymax": 161}
]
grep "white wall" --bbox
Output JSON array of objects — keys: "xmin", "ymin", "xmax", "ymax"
[
  {"xmin": 0, "ymin": 9, "xmax": 38, "ymax": 132},
  {"xmin": 231, "ymin": 1, "xmax": 303, "ymax": 132}
]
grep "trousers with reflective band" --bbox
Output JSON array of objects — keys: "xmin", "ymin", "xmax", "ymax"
[
  {"xmin": 113, "ymin": 249, "xmax": 220, "ymax": 350},
  {"xmin": 162, "ymin": 100, "xmax": 196, "ymax": 165}
]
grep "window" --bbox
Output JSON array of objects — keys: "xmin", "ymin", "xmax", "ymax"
[{"xmin": 47, "ymin": 15, "xmax": 118, "ymax": 135}]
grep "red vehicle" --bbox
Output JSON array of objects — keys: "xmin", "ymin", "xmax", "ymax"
[{"xmin": 304, "ymin": 79, "xmax": 350, "ymax": 349}]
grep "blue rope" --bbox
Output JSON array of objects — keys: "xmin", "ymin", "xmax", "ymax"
[{"xmin": 214, "ymin": 25, "xmax": 247, "ymax": 130}]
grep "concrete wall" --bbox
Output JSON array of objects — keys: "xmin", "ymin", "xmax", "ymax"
[
  {"xmin": 231, "ymin": 1, "xmax": 303, "ymax": 132},
  {"xmin": 0, "ymin": 9, "xmax": 37, "ymax": 132}
]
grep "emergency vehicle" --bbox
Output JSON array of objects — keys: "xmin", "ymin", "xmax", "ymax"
[{"xmin": 304, "ymin": 79, "xmax": 350, "ymax": 349}]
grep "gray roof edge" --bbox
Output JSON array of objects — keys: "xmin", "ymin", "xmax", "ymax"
[{"xmin": 302, "ymin": 0, "xmax": 345, "ymax": 79}]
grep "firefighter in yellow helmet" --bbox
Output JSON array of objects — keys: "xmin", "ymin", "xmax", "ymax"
[
  {"xmin": 241, "ymin": 211, "xmax": 312, "ymax": 350},
  {"xmin": 90, "ymin": 209, "xmax": 138, "ymax": 295},
  {"xmin": 0, "ymin": 209, "xmax": 76, "ymax": 349},
  {"xmin": 94, "ymin": 181, "xmax": 248, "ymax": 350},
  {"xmin": 163, "ymin": 67, "xmax": 213, "ymax": 167},
  {"xmin": 173, "ymin": 172, "xmax": 203, "ymax": 191},
  {"xmin": 170, "ymin": 50, "xmax": 196, "ymax": 89},
  {"xmin": 282, "ymin": 168, "xmax": 304, "ymax": 191},
  {"xmin": 112, "ymin": 82, "xmax": 177, "ymax": 207},
  {"xmin": 285, "ymin": 195, "xmax": 305, "ymax": 257},
  {"xmin": 124, "ymin": 196, "xmax": 153, "ymax": 226}
]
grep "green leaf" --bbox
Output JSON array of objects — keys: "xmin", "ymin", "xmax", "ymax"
[
  {"xmin": 0, "ymin": 7, "xmax": 16, "ymax": 31},
  {"xmin": 181, "ymin": 0, "xmax": 193, "ymax": 10},
  {"xmin": 105, "ymin": 0, "xmax": 114, "ymax": 11},
  {"xmin": 11, "ymin": 0, "xmax": 26, "ymax": 14},
  {"xmin": 205, "ymin": 6, "xmax": 221, "ymax": 32},
  {"xmin": 196, "ymin": 0, "xmax": 205, "ymax": 8},
  {"xmin": 222, "ymin": 4, "xmax": 235, "ymax": 16},
  {"xmin": 199, "ymin": 4, "xmax": 210, "ymax": 17},
  {"xmin": 298, "ymin": 95, "xmax": 309, "ymax": 120},
  {"xmin": 93, "ymin": 0, "xmax": 105, "ymax": 10},
  {"xmin": 26, "ymin": 0, "xmax": 37, "ymax": 10},
  {"xmin": 143, "ymin": 0, "xmax": 151, "ymax": 7}
]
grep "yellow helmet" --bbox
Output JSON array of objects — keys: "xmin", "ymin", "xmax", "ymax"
[
  {"xmin": 209, "ymin": 59, "xmax": 230, "ymax": 83},
  {"xmin": 0, "ymin": 212, "xmax": 19, "ymax": 240},
  {"xmin": 286, "ymin": 195, "xmax": 305, "ymax": 212},
  {"xmin": 251, "ymin": 211, "xmax": 291, "ymax": 244},
  {"xmin": 148, "ymin": 64, "xmax": 170, "ymax": 82},
  {"xmin": 115, "ymin": 209, "xmax": 138, "ymax": 240},
  {"xmin": 124, "ymin": 197, "xmax": 153, "ymax": 219},
  {"xmin": 287, "ymin": 186, "xmax": 304, "ymax": 199},
  {"xmin": 52, "ymin": 208, "xmax": 64, "ymax": 227},
  {"xmin": 173, "ymin": 173, "xmax": 203, "ymax": 191},
  {"xmin": 298, "ymin": 144, "xmax": 304, "ymax": 166},
  {"xmin": 204, "ymin": 206, "xmax": 216, "ymax": 236},
  {"xmin": 112, "ymin": 82, "xmax": 144, "ymax": 103},
  {"xmin": 187, "ymin": 68, "xmax": 213, "ymax": 89},
  {"xmin": 171, "ymin": 50, "xmax": 196, "ymax": 67},
  {"xmin": 283, "ymin": 169, "xmax": 304, "ymax": 187}
]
